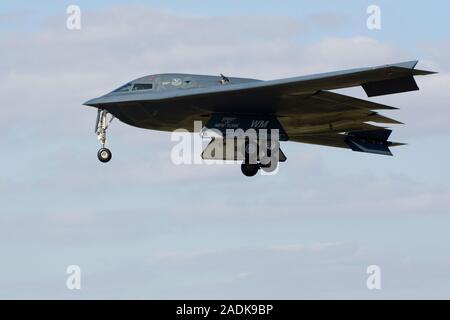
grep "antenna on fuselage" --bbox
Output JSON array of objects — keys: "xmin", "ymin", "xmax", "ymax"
[{"xmin": 219, "ymin": 74, "xmax": 230, "ymax": 84}]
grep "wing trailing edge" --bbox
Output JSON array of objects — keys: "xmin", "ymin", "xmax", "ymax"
[
  {"xmin": 290, "ymin": 129, "xmax": 404, "ymax": 156},
  {"xmin": 345, "ymin": 129, "xmax": 396, "ymax": 156},
  {"xmin": 362, "ymin": 75, "xmax": 419, "ymax": 97},
  {"xmin": 361, "ymin": 60, "xmax": 436, "ymax": 97}
]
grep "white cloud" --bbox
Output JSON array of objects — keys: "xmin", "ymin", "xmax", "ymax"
[
  {"xmin": 0, "ymin": 6, "xmax": 446, "ymax": 140},
  {"xmin": 4, "ymin": 242, "xmax": 448, "ymax": 299},
  {"xmin": 0, "ymin": 6, "xmax": 448, "ymax": 225},
  {"xmin": 1, "ymin": 5, "xmax": 450, "ymax": 299}
]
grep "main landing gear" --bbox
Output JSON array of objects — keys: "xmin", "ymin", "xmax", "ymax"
[
  {"xmin": 95, "ymin": 109, "xmax": 114, "ymax": 163},
  {"xmin": 239, "ymin": 139, "xmax": 279, "ymax": 177}
]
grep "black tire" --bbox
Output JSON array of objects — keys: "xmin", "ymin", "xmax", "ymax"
[
  {"xmin": 241, "ymin": 163, "xmax": 259, "ymax": 177},
  {"xmin": 97, "ymin": 148, "xmax": 112, "ymax": 163}
]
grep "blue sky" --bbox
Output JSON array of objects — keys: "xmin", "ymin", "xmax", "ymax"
[
  {"xmin": 4, "ymin": 0, "xmax": 450, "ymax": 43},
  {"xmin": 0, "ymin": 1, "xmax": 450, "ymax": 299}
]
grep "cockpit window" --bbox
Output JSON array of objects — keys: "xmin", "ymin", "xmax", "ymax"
[
  {"xmin": 113, "ymin": 83, "xmax": 132, "ymax": 93},
  {"xmin": 132, "ymin": 83, "xmax": 153, "ymax": 91}
]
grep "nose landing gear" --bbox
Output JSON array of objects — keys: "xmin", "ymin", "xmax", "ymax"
[{"xmin": 95, "ymin": 109, "xmax": 114, "ymax": 163}]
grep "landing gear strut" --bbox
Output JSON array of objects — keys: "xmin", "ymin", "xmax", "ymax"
[{"xmin": 95, "ymin": 109, "xmax": 114, "ymax": 163}]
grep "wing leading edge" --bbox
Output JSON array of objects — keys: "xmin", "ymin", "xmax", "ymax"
[
  {"xmin": 88, "ymin": 61, "xmax": 435, "ymax": 105},
  {"xmin": 185, "ymin": 60, "xmax": 435, "ymax": 99},
  {"xmin": 258, "ymin": 60, "xmax": 435, "ymax": 98}
]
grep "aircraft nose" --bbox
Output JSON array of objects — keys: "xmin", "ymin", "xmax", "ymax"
[{"xmin": 83, "ymin": 97, "xmax": 101, "ymax": 107}]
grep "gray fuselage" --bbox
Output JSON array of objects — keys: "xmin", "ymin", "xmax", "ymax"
[{"xmin": 84, "ymin": 74, "xmax": 262, "ymax": 132}]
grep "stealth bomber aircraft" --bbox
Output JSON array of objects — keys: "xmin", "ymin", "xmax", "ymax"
[{"xmin": 84, "ymin": 61, "xmax": 435, "ymax": 177}]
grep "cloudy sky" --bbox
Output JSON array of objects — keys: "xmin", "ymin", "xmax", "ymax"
[{"xmin": 1, "ymin": 0, "xmax": 450, "ymax": 299}]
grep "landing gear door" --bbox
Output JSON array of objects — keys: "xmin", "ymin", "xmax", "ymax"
[
  {"xmin": 202, "ymin": 114, "xmax": 289, "ymax": 141},
  {"xmin": 201, "ymin": 138, "xmax": 287, "ymax": 162}
]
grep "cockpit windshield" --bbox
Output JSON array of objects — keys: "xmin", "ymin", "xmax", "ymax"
[
  {"xmin": 132, "ymin": 83, "xmax": 153, "ymax": 91},
  {"xmin": 113, "ymin": 83, "xmax": 132, "ymax": 93},
  {"xmin": 113, "ymin": 82, "xmax": 153, "ymax": 93}
]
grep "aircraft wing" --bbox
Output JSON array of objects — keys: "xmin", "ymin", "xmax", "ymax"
[
  {"xmin": 174, "ymin": 60, "xmax": 431, "ymax": 98},
  {"xmin": 95, "ymin": 60, "xmax": 434, "ymax": 104},
  {"xmin": 289, "ymin": 131, "xmax": 406, "ymax": 156},
  {"xmin": 204, "ymin": 60, "xmax": 434, "ymax": 98},
  {"xmin": 196, "ymin": 61, "xmax": 432, "ymax": 156},
  {"xmin": 254, "ymin": 60, "xmax": 434, "ymax": 97}
]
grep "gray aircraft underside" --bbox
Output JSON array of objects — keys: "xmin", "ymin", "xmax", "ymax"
[{"xmin": 84, "ymin": 61, "xmax": 435, "ymax": 176}]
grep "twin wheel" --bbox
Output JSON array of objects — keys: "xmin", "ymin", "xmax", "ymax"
[
  {"xmin": 240, "ymin": 139, "xmax": 279, "ymax": 177},
  {"xmin": 240, "ymin": 162, "xmax": 277, "ymax": 177}
]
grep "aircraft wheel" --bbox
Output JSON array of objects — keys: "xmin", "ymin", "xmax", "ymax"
[
  {"xmin": 241, "ymin": 163, "xmax": 259, "ymax": 177},
  {"xmin": 97, "ymin": 148, "xmax": 112, "ymax": 163},
  {"xmin": 260, "ymin": 161, "xmax": 278, "ymax": 173}
]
